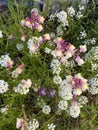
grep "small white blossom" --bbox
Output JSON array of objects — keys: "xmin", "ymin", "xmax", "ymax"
[
  {"xmin": 67, "ymin": 6, "xmax": 75, "ymax": 17},
  {"xmin": 56, "ymin": 25, "xmax": 63, "ymax": 36},
  {"xmin": 88, "ymin": 86, "xmax": 98, "ymax": 95},
  {"xmin": 58, "ymin": 100, "xmax": 68, "ymax": 110},
  {"xmin": 27, "ymin": 119, "xmax": 39, "ymax": 130},
  {"xmin": 56, "ymin": 10, "xmax": 68, "ymax": 26},
  {"xmin": 42, "ymin": 105, "xmax": 51, "ymax": 114},
  {"xmin": 0, "ymin": 54, "xmax": 13, "ymax": 68},
  {"xmin": 76, "ymin": 11, "xmax": 83, "ymax": 19},
  {"xmin": 14, "ymin": 79, "xmax": 32, "ymax": 94},
  {"xmin": 48, "ymin": 123, "xmax": 56, "ymax": 130},
  {"xmin": 45, "ymin": 47, "xmax": 51, "ymax": 54},
  {"xmin": 0, "ymin": 30, "xmax": 3, "ymax": 38},
  {"xmin": 16, "ymin": 44, "xmax": 24, "ymax": 51},
  {"xmin": 0, "ymin": 105, "xmax": 8, "ymax": 113},
  {"xmin": 79, "ymin": 30, "xmax": 87, "ymax": 39},
  {"xmin": 70, "ymin": 103, "xmax": 80, "ymax": 118},
  {"xmin": 0, "ymin": 80, "xmax": 9, "ymax": 94},
  {"xmin": 79, "ymin": 96, "xmax": 88, "ymax": 105},
  {"xmin": 53, "ymin": 75, "xmax": 62, "ymax": 84}
]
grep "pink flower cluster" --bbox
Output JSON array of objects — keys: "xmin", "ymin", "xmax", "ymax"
[
  {"xmin": 51, "ymin": 37, "xmax": 87, "ymax": 66},
  {"xmin": 71, "ymin": 73, "xmax": 88, "ymax": 96},
  {"xmin": 21, "ymin": 8, "xmax": 44, "ymax": 32},
  {"xmin": 16, "ymin": 118, "xmax": 27, "ymax": 130}
]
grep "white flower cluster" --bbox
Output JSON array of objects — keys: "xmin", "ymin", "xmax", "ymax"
[
  {"xmin": 37, "ymin": 97, "xmax": 46, "ymax": 108},
  {"xmin": 58, "ymin": 100, "xmax": 68, "ymax": 110},
  {"xmin": 14, "ymin": 79, "xmax": 32, "ymax": 94},
  {"xmin": 45, "ymin": 47, "xmax": 51, "ymax": 54},
  {"xmin": 56, "ymin": 10, "xmax": 68, "ymax": 27},
  {"xmin": 67, "ymin": 6, "xmax": 75, "ymax": 17},
  {"xmin": 79, "ymin": 96, "xmax": 88, "ymax": 106},
  {"xmin": 91, "ymin": 62, "xmax": 98, "ymax": 71},
  {"xmin": 0, "ymin": 80, "xmax": 9, "ymax": 94},
  {"xmin": 48, "ymin": 123, "xmax": 56, "ymax": 130},
  {"xmin": 84, "ymin": 38, "xmax": 96, "ymax": 45},
  {"xmin": 56, "ymin": 25, "xmax": 64, "ymax": 36},
  {"xmin": 0, "ymin": 54, "xmax": 13, "ymax": 68},
  {"xmin": 53, "ymin": 75, "xmax": 62, "ymax": 85},
  {"xmin": 79, "ymin": 30, "xmax": 87, "ymax": 39},
  {"xmin": 50, "ymin": 59, "xmax": 61, "ymax": 75},
  {"xmin": 69, "ymin": 102, "xmax": 80, "ymax": 118},
  {"xmin": 59, "ymin": 76, "xmax": 73, "ymax": 100},
  {"xmin": 76, "ymin": 5, "xmax": 85, "ymax": 19},
  {"xmin": 0, "ymin": 30, "xmax": 3, "ymax": 38},
  {"xmin": 88, "ymin": 76, "xmax": 98, "ymax": 95},
  {"xmin": 28, "ymin": 36, "xmax": 42, "ymax": 54},
  {"xmin": 85, "ymin": 46, "xmax": 98, "ymax": 59},
  {"xmin": 85, "ymin": 46, "xmax": 98, "ymax": 71},
  {"xmin": 42, "ymin": 105, "xmax": 51, "ymax": 114},
  {"xmin": 27, "ymin": 119, "xmax": 39, "ymax": 130}
]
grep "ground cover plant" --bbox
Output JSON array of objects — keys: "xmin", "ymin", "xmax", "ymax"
[{"xmin": 0, "ymin": 0, "xmax": 98, "ymax": 130}]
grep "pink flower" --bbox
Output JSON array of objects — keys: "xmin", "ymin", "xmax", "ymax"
[
  {"xmin": 36, "ymin": 15, "xmax": 45, "ymax": 24},
  {"xmin": 75, "ymin": 56, "xmax": 84, "ymax": 66},
  {"xmin": 51, "ymin": 49, "xmax": 63, "ymax": 58},
  {"xmin": 34, "ymin": 23, "xmax": 43, "ymax": 32},
  {"xmin": 21, "ymin": 34, "xmax": 27, "ymax": 42},
  {"xmin": 43, "ymin": 34, "xmax": 51, "ymax": 41},
  {"xmin": 7, "ymin": 60, "xmax": 14, "ymax": 68},
  {"xmin": 25, "ymin": 20, "xmax": 32, "ymax": 28},
  {"xmin": 71, "ymin": 101, "xmax": 78, "ymax": 106},
  {"xmin": 79, "ymin": 45, "xmax": 87, "ymax": 53},
  {"xmin": 16, "ymin": 118, "xmax": 27, "ymax": 130},
  {"xmin": 16, "ymin": 118, "xmax": 22, "ymax": 129}
]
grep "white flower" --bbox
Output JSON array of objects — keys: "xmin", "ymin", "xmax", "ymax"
[
  {"xmin": 58, "ymin": 100, "xmax": 68, "ymax": 110},
  {"xmin": 59, "ymin": 86, "xmax": 73, "ymax": 100},
  {"xmin": 0, "ymin": 80, "xmax": 9, "ymax": 94},
  {"xmin": 56, "ymin": 10, "xmax": 68, "ymax": 26},
  {"xmin": 45, "ymin": 47, "xmax": 51, "ymax": 54},
  {"xmin": 27, "ymin": 36, "xmax": 42, "ymax": 54},
  {"xmin": 0, "ymin": 105, "xmax": 8, "ymax": 113},
  {"xmin": 79, "ymin": 96, "xmax": 88, "ymax": 105},
  {"xmin": 14, "ymin": 79, "xmax": 32, "ymax": 94},
  {"xmin": 48, "ymin": 123, "xmax": 56, "ymax": 130},
  {"xmin": 90, "ymin": 38, "xmax": 96, "ymax": 45},
  {"xmin": 27, "ymin": 119, "xmax": 39, "ymax": 130},
  {"xmin": 79, "ymin": 30, "xmax": 87, "ymax": 39},
  {"xmin": 53, "ymin": 75, "xmax": 62, "ymax": 84},
  {"xmin": 42, "ymin": 105, "xmax": 51, "ymax": 114},
  {"xmin": 88, "ymin": 86, "xmax": 98, "ymax": 95},
  {"xmin": 0, "ymin": 30, "xmax": 3, "ymax": 38},
  {"xmin": 67, "ymin": 6, "xmax": 75, "ymax": 17},
  {"xmin": 70, "ymin": 103, "xmax": 80, "ymax": 118},
  {"xmin": 76, "ymin": 11, "xmax": 83, "ymax": 19},
  {"xmin": 56, "ymin": 25, "xmax": 63, "ymax": 36},
  {"xmin": 16, "ymin": 44, "xmax": 24, "ymax": 51},
  {"xmin": 79, "ymin": 5, "xmax": 85, "ymax": 10},
  {"xmin": 0, "ymin": 54, "xmax": 13, "ymax": 68}
]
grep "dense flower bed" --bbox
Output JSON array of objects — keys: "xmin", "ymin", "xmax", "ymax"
[{"xmin": 0, "ymin": 1, "xmax": 98, "ymax": 130}]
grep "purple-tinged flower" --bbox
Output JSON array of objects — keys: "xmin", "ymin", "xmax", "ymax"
[
  {"xmin": 75, "ymin": 56, "xmax": 84, "ymax": 66},
  {"xmin": 38, "ymin": 87, "xmax": 48, "ymax": 96},
  {"xmin": 36, "ymin": 15, "xmax": 45, "ymax": 24},
  {"xmin": 48, "ymin": 88, "xmax": 56, "ymax": 98}
]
